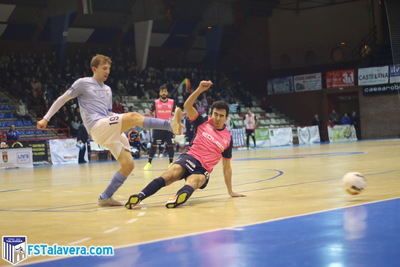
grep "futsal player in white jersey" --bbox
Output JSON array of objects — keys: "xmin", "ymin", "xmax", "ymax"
[{"xmin": 37, "ymin": 54, "xmax": 182, "ymax": 207}]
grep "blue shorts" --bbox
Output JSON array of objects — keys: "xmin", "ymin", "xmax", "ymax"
[{"xmin": 174, "ymin": 153, "xmax": 210, "ymax": 189}]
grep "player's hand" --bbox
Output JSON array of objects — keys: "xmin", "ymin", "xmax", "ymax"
[
  {"xmin": 37, "ymin": 119, "xmax": 48, "ymax": 129},
  {"xmin": 229, "ymin": 191, "xmax": 246, "ymax": 197},
  {"xmin": 198, "ymin": 80, "xmax": 213, "ymax": 92}
]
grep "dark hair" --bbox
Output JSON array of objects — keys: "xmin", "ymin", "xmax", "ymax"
[
  {"xmin": 159, "ymin": 84, "xmax": 168, "ymax": 91},
  {"xmin": 210, "ymin": 100, "xmax": 229, "ymax": 117}
]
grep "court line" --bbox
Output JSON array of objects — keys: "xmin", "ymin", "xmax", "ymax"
[
  {"xmin": 1, "ymin": 169, "xmax": 396, "ymax": 213},
  {"xmin": 24, "ymin": 196, "xmax": 400, "ymax": 266},
  {"xmin": 68, "ymin": 237, "xmax": 91, "ymax": 245},
  {"xmin": 103, "ymin": 227, "xmax": 119, "ymax": 234}
]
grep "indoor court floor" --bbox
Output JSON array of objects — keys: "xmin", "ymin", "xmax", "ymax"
[{"xmin": 1, "ymin": 139, "xmax": 399, "ymax": 266}]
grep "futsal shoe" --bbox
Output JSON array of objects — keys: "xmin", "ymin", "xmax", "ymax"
[
  {"xmin": 98, "ymin": 197, "xmax": 123, "ymax": 207},
  {"xmin": 170, "ymin": 107, "xmax": 183, "ymax": 135},
  {"xmin": 165, "ymin": 192, "xmax": 189, "ymax": 209},
  {"xmin": 125, "ymin": 194, "xmax": 142, "ymax": 209},
  {"xmin": 143, "ymin": 162, "xmax": 152, "ymax": 170}
]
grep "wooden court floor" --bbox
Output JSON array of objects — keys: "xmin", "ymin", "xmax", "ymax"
[{"xmin": 1, "ymin": 139, "xmax": 400, "ymax": 265}]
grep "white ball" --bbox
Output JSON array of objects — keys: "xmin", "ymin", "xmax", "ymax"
[{"xmin": 342, "ymin": 172, "xmax": 366, "ymax": 195}]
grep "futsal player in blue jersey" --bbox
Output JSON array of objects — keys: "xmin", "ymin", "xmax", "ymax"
[{"xmin": 37, "ymin": 54, "xmax": 182, "ymax": 207}]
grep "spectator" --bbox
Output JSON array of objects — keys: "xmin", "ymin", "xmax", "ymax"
[
  {"xmin": 16, "ymin": 99, "xmax": 31, "ymax": 120},
  {"xmin": 340, "ymin": 113, "xmax": 352, "ymax": 125},
  {"xmin": 6, "ymin": 125, "xmax": 19, "ymax": 147},
  {"xmin": 329, "ymin": 109, "xmax": 339, "ymax": 126},
  {"xmin": 77, "ymin": 124, "xmax": 88, "ymax": 164},
  {"xmin": 311, "ymin": 114, "xmax": 323, "ymax": 141},
  {"xmin": 351, "ymin": 111, "xmax": 361, "ymax": 139}
]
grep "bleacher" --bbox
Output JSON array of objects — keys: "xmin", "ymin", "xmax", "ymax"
[{"xmin": 0, "ymin": 94, "xmax": 68, "ymax": 141}]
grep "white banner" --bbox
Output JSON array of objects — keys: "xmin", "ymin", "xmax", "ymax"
[
  {"xmin": 328, "ymin": 125, "xmax": 357, "ymax": 143},
  {"xmin": 390, "ymin": 64, "xmax": 400, "ymax": 83},
  {"xmin": 358, "ymin": 66, "xmax": 389, "ymax": 85},
  {"xmin": 294, "ymin": 73, "xmax": 322, "ymax": 91},
  {"xmin": 49, "ymin": 139, "xmax": 79, "ymax": 165},
  {"xmin": 231, "ymin": 128, "xmax": 246, "ymax": 147},
  {"xmin": 271, "ymin": 76, "xmax": 293, "ymax": 94},
  {"xmin": 269, "ymin": 127, "xmax": 293, "ymax": 146},
  {"xmin": 297, "ymin": 126, "xmax": 320, "ymax": 145},
  {"xmin": 0, "ymin": 148, "xmax": 33, "ymax": 168}
]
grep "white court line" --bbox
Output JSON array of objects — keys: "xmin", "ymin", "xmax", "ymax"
[
  {"xmin": 18, "ymin": 196, "xmax": 400, "ymax": 266},
  {"xmin": 103, "ymin": 227, "xmax": 119, "ymax": 234},
  {"xmin": 126, "ymin": 218, "xmax": 138, "ymax": 224},
  {"xmin": 137, "ymin": 212, "xmax": 146, "ymax": 217},
  {"xmin": 68, "ymin": 237, "xmax": 91, "ymax": 245}
]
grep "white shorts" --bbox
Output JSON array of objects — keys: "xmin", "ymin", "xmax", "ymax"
[{"xmin": 90, "ymin": 114, "xmax": 130, "ymax": 160}]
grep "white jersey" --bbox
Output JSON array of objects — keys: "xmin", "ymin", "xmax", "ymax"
[{"xmin": 44, "ymin": 77, "xmax": 113, "ymax": 132}]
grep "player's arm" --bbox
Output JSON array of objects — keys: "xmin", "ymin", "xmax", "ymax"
[
  {"xmin": 37, "ymin": 89, "xmax": 75, "ymax": 129},
  {"xmin": 183, "ymin": 80, "xmax": 213, "ymax": 120},
  {"xmin": 222, "ymin": 158, "xmax": 245, "ymax": 197},
  {"xmin": 221, "ymin": 138, "xmax": 245, "ymax": 197}
]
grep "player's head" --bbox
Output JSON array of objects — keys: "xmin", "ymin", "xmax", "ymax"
[
  {"xmin": 210, "ymin": 101, "xmax": 229, "ymax": 129},
  {"xmin": 91, "ymin": 54, "xmax": 112, "ymax": 82},
  {"xmin": 159, "ymin": 84, "xmax": 168, "ymax": 100}
]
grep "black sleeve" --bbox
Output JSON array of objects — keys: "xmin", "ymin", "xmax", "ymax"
[
  {"xmin": 222, "ymin": 137, "xmax": 233, "ymax": 159},
  {"xmin": 150, "ymin": 101, "xmax": 156, "ymax": 113},
  {"xmin": 191, "ymin": 113, "xmax": 207, "ymax": 128}
]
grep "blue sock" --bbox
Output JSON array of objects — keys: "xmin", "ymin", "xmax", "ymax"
[
  {"xmin": 100, "ymin": 172, "xmax": 127, "ymax": 199},
  {"xmin": 177, "ymin": 185, "xmax": 194, "ymax": 199},
  {"xmin": 143, "ymin": 118, "xmax": 172, "ymax": 131},
  {"xmin": 139, "ymin": 177, "xmax": 166, "ymax": 199}
]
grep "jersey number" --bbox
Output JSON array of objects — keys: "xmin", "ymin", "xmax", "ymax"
[{"xmin": 109, "ymin": 116, "xmax": 119, "ymax": 126}]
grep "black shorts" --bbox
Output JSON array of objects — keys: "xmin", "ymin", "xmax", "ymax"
[
  {"xmin": 152, "ymin": 129, "xmax": 173, "ymax": 145},
  {"xmin": 246, "ymin": 129, "xmax": 255, "ymax": 135},
  {"xmin": 174, "ymin": 153, "xmax": 210, "ymax": 189}
]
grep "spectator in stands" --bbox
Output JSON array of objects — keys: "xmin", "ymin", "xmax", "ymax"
[
  {"xmin": 70, "ymin": 115, "xmax": 81, "ymax": 137},
  {"xmin": 112, "ymin": 99, "xmax": 124, "ymax": 113},
  {"xmin": 6, "ymin": 125, "xmax": 19, "ymax": 147},
  {"xmin": 328, "ymin": 109, "xmax": 339, "ymax": 126},
  {"xmin": 139, "ymin": 129, "xmax": 151, "ymax": 151},
  {"xmin": 77, "ymin": 123, "xmax": 88, "ymax": 164},
  {"xmin": 16, "ymin": 99, "xmax": 30, "ymax": 120},
  {"xmin": 340, "ymin": 113, "xmax": 352, "ymax": 125},
  {"xmin": 244, "ymin": 108, "xmax": 257, "ymax": 149},
  {"xmin": 351, "ymin": 111, "xmax": 361, "ymax": 139}
]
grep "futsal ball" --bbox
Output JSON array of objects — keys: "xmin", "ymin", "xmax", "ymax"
[{"xmin": 342, "ymin": 172, "xmax": 366, "ymax": 195}]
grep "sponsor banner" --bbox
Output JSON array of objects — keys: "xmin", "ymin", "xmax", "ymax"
[
  {"xmin": 49, "ymin": 139, "xmax": 79, "ymax": 165},
  {"xmin": 231, "ymin": 128, "xmax": 246, "ymax": 148},
  {"xmin": 389, "ymin": 64, "xmax": 400, "ymax": 83},
  {"xmin": 326, "ymin": 69, "xmax": 355, "ymax": 88},
  {"xmin": 0, "ymin": 148, "xmax": 33, "ymax": 168},
  {"xmin": 255, "ymin": 128, "xmax": 270, "ymax": 147},
  {"xmin": 22, "ymin": 141, "xmax": 49, "ymax": 162},
  {"xmin": 362, "ymin": 83, "xmax": 400, "ymax": 95},
  {"xmin": 293, "ymin": 73, "xmax": 322, "ymax": 91},
  {"xmin": 271, "ymin": 76, "xmax": 293, "ymax": 94},
  {"xmin": 358, "ymin": 66, "xmax": 389, "ymax": 85},
  {"xmin": 269, "ymin": 127, "xmax": 293, "ymax": 146},
  {"xmin": 297, "ymin": 126, "xmax": 321, "ymax": 145},
  {"xmin": 328, "ymin": 125, "xmax": 357, "ymax": 143}
]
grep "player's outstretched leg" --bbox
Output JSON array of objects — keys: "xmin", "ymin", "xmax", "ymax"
[{"xmin": 125, "ymin": 177, "xmax": 166, "ymax": 209}]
